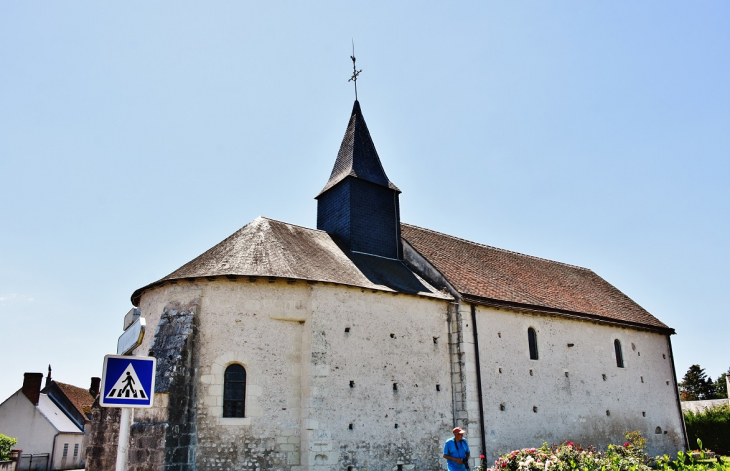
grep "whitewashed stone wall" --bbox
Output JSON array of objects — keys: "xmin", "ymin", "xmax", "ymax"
[
  {"xmin": 137, "ymin": 278, "xmax": 455, "ymax": 470},
  {"xmin": 472, "ymin": 305, "xmax": 684, "ymax": 459},
  {"xmin": 133, "ymin": 279, "xmax": 684, "ymax": 469}
]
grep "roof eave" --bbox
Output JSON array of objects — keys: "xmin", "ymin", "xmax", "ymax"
[
  {"xmin": 461, "ymin": 294, "xmax": 675, "ymax": 335},
  {"xmin": 315, "ymin": 174, "xmax": 401, "ymax": 199},
  {"xmin": 131, "ymin": 273, "xmax": 452, "ymax": 307}
]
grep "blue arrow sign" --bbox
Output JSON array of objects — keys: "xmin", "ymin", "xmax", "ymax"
[{"xmin": 100, "ymin": 354, "xmax": 156, "ymax": 408}]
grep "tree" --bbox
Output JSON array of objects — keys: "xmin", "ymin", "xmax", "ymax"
[
  {"xmin": 715, "ymin": 368, "xmax": 730, "ymax": 399},
  {"xmin": 679, "ymin": 364, "xmax": 718, "ymax": 401}
]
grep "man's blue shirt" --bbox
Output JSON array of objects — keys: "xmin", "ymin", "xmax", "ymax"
[{"xmin": 443, "ymin": 437, "xmax": 469, "ymax": 471}]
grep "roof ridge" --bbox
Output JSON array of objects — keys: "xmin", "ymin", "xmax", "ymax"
[
  {"xmin": 401, "ymin": 222, "xmax": 591, "ymax": 271},
  {"xmin": 257, "ymin": 216, "xmax": 327, "ymax": 234}
]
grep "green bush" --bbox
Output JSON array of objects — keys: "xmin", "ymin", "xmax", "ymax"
[
  {"xmin": 0, "ymin": 434, "xmax": 17, "ymax": 461},
  {"xmin": 656, "ymin": 439, "xmax": 730, "ymax": 471},
  {"xmin": 685, "ymin": 404, "xmax": 730, "ymax": 455}
]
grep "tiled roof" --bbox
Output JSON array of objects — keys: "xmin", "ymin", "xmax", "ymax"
[
  {"xmin": 317, "ymin": 100, "xmax": 399, "ymax": 196},
  {"xmin": 131, "ymin": 217, "xmax": 451, "ymax": 305},
  {"xmin": 401, "ymin": 223, "xmax": 671, "ymax": 331},
  {"xmin": 55, "ymin": 381, "xmax": 94, "ymax": 420}
]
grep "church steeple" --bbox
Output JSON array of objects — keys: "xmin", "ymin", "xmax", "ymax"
[
  {"xmin": 316, "ymin": 101, "xmax": 402, "ymax": 259},
  {"xmin": 317, "ymin": 101, "xmax": 399, "ymax": 196}
]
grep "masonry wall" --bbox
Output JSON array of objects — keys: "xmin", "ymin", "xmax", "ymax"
[
  {"xmin": 135, "ymin": 278, "xmax": 454, "ymax": 471},
  {"xmin": 472, "ymin": 305, "xmax": 685, "ymax": 459},
  {"xmin": 126, "ymin": 276, "xmax": 684, "ymax": 470},
  {"xmin": 304, "ymin": 284, "xmax": 453, "ymax": 470},
  {"xmin": 85, "ymin": 402, "xmax": 120, "ymax": 470}
]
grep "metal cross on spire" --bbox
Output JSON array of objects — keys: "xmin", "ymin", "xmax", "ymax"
[{"xmin": 348, "ymin": 40, "xmax": 362, "ymax": 100}]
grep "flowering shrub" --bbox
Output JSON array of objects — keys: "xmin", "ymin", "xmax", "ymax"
[
  {"xmin": 485, "ymin": 434, "xmax": 730, "ymax": 471},
  {"xmin": 486, "ymin": 432, "xmax": 654, "ymax": 471}
]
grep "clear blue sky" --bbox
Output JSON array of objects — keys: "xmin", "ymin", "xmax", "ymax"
[{"xmin": 1, "ymin": 2, "xmax": 728, "ymax": 401}]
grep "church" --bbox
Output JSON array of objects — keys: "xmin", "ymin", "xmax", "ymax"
[{"xmin": 86, "ymin": 99, "xmax": 687, "ymax": 471}]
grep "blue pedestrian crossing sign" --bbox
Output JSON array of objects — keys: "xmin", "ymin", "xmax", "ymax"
[{"xmin": 100, "ymin": 354, "xmax": 156, "ymax": 408}]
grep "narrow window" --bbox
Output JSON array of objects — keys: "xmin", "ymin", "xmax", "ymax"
[
  {"xmin": 223, "ymin": 364, "xmax": 246, "ymax": 418},
  {"xmin": 528, "ymin": 328, "xmax": 538, "ymax": 360},
  {"xmin": 614, "ymin": 340, "xmax": 624, "ymax": 368},
  {"xmin": 73, "ymin": 444, "xmax": 79, "ymax": 457},
  {"xmin": 63, "ymin": 443, "xmax": 69, "ymax": 457}
]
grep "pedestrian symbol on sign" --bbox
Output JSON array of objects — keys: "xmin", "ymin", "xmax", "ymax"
[
  {"xmin": 106, "ymin": 364, "xmax": 147, "ymax": 399},
  {"xmin": 100, "ymin": 354, "xmax": 156, "ymax": 408}
]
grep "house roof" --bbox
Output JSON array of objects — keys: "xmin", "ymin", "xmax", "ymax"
[
  {"xmin": 401, "ymin": 223, "xmax": 671, "ymax": 332},
  {"xmin": 54, "ymin": 382, "xmax": 94, "ymax": 420},
  {"xmin": 317, "ymin": 100, "xmax": 399, "ymax": 196},
  {"xmin": 37, "ymin": 394, "xmax": 83, "ymax": 433},
  {"xmin": 131, "ymin": 217, "xmax": 451, "ymax": 305}
]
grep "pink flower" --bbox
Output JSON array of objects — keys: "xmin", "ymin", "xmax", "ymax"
[{"xmin": 624, "ymin": 442, "xmax": 630, "ymax": 447}]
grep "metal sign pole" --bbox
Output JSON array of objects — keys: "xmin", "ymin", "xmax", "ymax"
[{"xmin": 116, "ymin": 407, "xmax": 132, "ymax": 471}]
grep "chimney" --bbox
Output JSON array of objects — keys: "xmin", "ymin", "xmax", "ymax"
[
  {"xmin": 89, "ymin": 377, "xmax": 101, "ymax": 398},
  {"xmin": 22, "ymin": 372, "xmax": 44, "ymax": 406}
]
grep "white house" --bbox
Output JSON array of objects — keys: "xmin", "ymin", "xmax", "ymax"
[{"xmin": 0, "ymin": 371, "xmax": 97, "ymax": 470}]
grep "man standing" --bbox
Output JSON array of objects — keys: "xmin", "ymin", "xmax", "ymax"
[{"xmin": 443, "ymin": 427, "xmax": 470, "ymax": 470}]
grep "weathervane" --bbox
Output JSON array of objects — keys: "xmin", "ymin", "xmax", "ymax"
[{"xmin": 348, "ymin": 40, "xmax": 362, "ymax": 100}]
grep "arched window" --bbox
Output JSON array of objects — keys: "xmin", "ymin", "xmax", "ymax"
[
  {"xmin": 614, "ymin": 340, "xmax": 624, "ymax": 368},
  {"xmin": 528, "ymin": 327, "xmax": 538, "ymax": 360},
  {"xmin": 223, "ymin": 364, "xmax": 246, "ymax": 417}
]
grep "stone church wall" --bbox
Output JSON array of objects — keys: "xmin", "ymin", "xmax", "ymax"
[
  {"xmin": 304, "ymin": 284, "xmax": 453, "ymax": 470},
  {"xmin": 86, "ymin": 299, "xmax": 199, "ymax": 471},
  {"xmin": 473, "ymin": 305, "xmax": 684, "ymax": 459},
  {"xmin": 102, "ymin": 278, "xmax": 684, "ymax": 470},
  {"xmin": 134, "ymin": 278, "xmax": 455, "ymax": 471}
]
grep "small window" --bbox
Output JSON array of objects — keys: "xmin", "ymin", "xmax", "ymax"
[
  {"xmin": 63, "ymin": 443, "xmax": 69, "ymax": 457},
  {"xmin": 528, "ymin": 328, "xmax": 538, "ymax": 360},
  {"xmin": 223, "ymin": 364, "xmax": 247, "ymax": 418},
  {"xmin": 73, "ymin": 444, "xmax": 79, "ymax": 457},
  {"xmin": 614, "ymin": 340, "xmax": 624, "ymax": 368}
]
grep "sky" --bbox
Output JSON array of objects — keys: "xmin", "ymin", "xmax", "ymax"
[{"xmin": 1, "ymin": 2, "xmax": 728, "ymax": 402}]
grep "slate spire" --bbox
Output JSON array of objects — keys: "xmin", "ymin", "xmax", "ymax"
[
  {"xmin": 318, "ymin": 100, "xmax": 399, "ymax": 196},
  {"xmin": 316, "ymin": 101, "xmax": 402, "ymax": 259}
]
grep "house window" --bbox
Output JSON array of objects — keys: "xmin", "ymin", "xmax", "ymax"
[
  {"xmin": 62, "ymin": 443, "xmax": 69, "ymax": 457},
  {"xmin": 223, "ymin": 364, "xmax": 246, "ymax": 417},
  {"xmin": 73, "ymin": 444, "xmax": 79, "ymax": 457},
  {"xmin": 614, "ymin": 339, "xmax": 624, "ymax": 368},
  {"xmin": 528, "ymin": 327, "xmax": 538, "ymax": 360}
]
